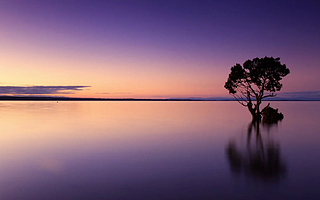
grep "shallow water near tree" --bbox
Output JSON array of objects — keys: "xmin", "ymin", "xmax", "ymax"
[{"xmin": 0, "ymin": 101, "xmax": 319, "ymax": 200}]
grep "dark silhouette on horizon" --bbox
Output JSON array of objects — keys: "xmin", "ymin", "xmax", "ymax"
[
  {"xmin": 226, "ymin": 121, "xmax": 286, "ymax": 182},
  {"xmin": 224, "ymin": 56, "xmax": 290, "ymax": 121}
]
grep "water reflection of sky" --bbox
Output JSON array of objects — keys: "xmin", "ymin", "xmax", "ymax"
[{"xmin": 0, "ymin": 101, "xmax": 319, "ymax": 199}]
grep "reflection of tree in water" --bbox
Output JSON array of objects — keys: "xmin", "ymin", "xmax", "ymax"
[{"xmin": 226, "ymin": 121, "xmax": 286, "ymax": 182}]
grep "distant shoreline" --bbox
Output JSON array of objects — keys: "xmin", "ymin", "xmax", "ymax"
[{"xmin": 0, "ymin": 96, "xmax": 319, "ymax": 101}]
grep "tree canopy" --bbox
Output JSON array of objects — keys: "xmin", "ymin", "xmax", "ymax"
[{"xmin": 224, "ymin": 56, "xmax": 290, "ymax": 120}]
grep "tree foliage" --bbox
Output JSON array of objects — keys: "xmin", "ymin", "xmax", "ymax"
[{"xmin": 224, "ymin": 56, "xmax": 290, "ymax": 120}]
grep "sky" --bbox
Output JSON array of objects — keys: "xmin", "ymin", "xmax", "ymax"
[{"xmin": 0, "ymin": 0, "xmax": 319, "ymax": 99}]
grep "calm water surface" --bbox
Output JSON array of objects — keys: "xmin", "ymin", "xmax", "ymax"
[{"xmin": 0, "ymin": 101, "xmax": 319, "ymax": 200}]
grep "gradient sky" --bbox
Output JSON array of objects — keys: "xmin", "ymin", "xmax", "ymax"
[{"xmin": 0, "ymin": 0, "xmax": 319, "ymax": 98}]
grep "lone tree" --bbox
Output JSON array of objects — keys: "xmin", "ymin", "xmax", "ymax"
[{"xmin": 224, "ymin": 57, "xmax": 290, "ymax": 121}]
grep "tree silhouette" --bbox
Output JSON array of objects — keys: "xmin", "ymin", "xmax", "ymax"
[{"xmin": 224, "ymin": 57, "xmax": 290, "ymax": 121}]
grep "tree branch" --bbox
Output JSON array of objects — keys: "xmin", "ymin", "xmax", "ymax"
[
  {"xmin": 233, "ymin": 94, "xmax": 248, "ymax": 106},
  {"xmin": 244, "ymin": 79, "xmax": 258, "ymax": 97},
  {"xmin": 262, "ymin": 93, "xmax": 277, "ymax": 99}
]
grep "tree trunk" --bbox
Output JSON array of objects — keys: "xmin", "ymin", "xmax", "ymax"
[
  {"xmin": 247, "ymin": 103, "xmax": 257, "ymax": 121},
  {"xmin": 247, "ymin": 100, "xmax": 261, "ymax": 122},
  {"xmin": 256, "ymin": 102, "xmax": 260, "ymax": 120},
  {"xmin": 255, "ymin": 100, "xmax": 261, "ymax": 122}
]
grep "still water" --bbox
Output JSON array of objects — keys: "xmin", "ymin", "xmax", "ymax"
[{"xmin": 0, "ymin": 101, "xmax": 319, "ymax": 200}]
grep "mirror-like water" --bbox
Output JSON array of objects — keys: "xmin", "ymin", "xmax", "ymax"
[{"xmin": 0, "ymin": 101, "xmax": 319, "ymax": 200}]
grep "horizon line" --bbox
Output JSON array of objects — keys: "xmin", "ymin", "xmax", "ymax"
[{"xmin": 0, "ymin": 96, "xmax": 319, "ymax": 101}]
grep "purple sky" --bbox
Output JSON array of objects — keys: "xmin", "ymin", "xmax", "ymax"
[{"xmin": 0, "ymin": 0, "xmax": 319, "ymax": 98}]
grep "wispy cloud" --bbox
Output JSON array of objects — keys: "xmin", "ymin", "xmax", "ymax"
[{"xmin": 0, "ymin": 86, "xmax": 90, "ymax": 95}]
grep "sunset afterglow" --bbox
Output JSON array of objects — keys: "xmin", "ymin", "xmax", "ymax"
[{"xmin": 1, "ymin": 1, "xmax": 319, "ymax": 99}]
